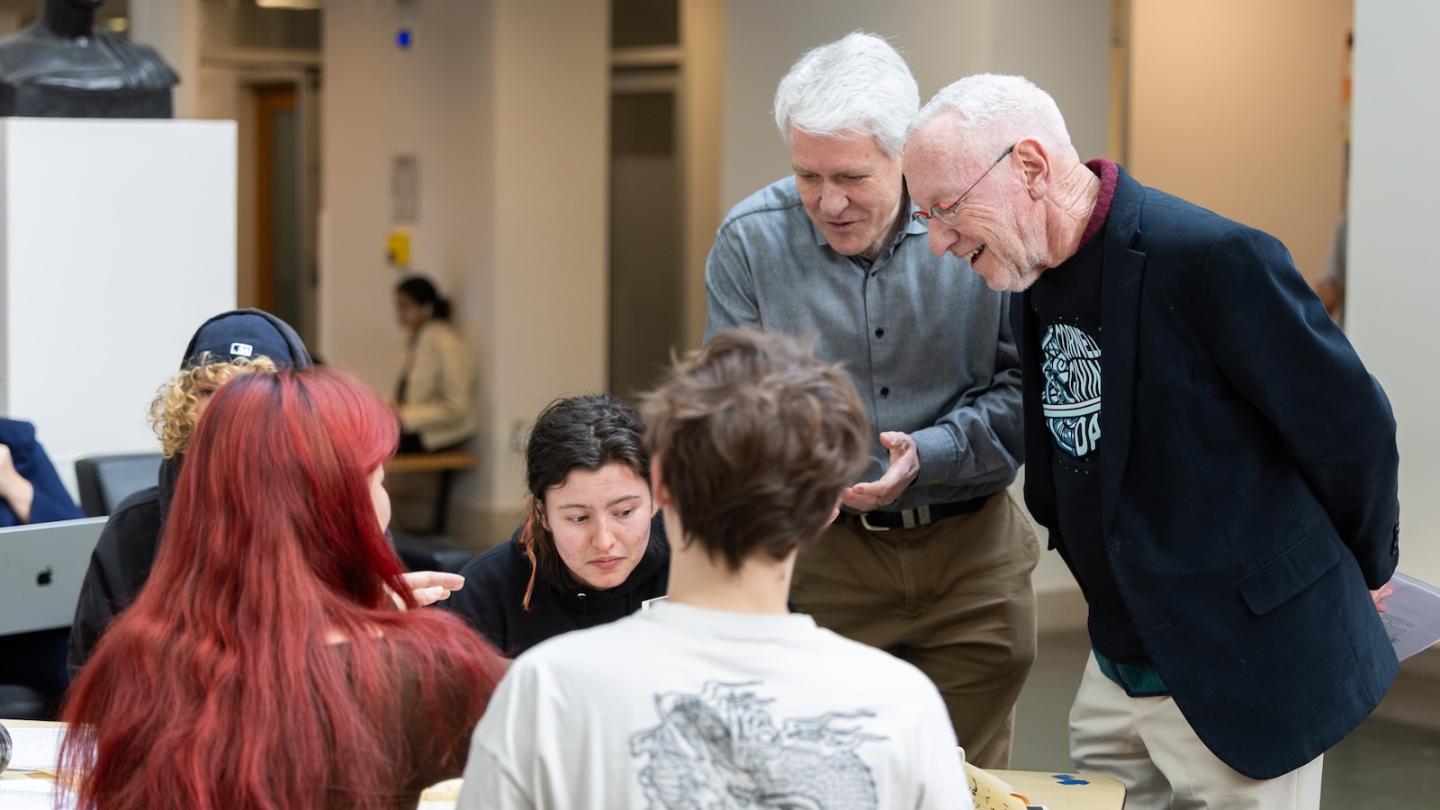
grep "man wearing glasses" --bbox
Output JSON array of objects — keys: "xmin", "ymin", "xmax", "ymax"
[
  {"xmin": 704, "ymin": 33, "xmax": 1035, "ymax": 769},
  {"xmin": 903, "ymin": 74, "xmax": 1399, "ymax": 809}
]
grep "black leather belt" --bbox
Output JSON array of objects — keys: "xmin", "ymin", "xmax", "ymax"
[{"xmin": 848, "ymin": 493, "xmax": 993, "ymax": 531}]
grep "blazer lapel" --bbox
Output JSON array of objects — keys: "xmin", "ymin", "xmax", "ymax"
[{"xmin": 1101, "ymin": 170, "xmax": 1147, "ymax": 538}]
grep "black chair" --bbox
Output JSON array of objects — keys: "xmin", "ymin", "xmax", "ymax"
[
  {"xmin": 0, "ymin": 685, "xmax": 48, "ymax": 720},
  {"xmin": 391, "ymin": 531, "xmax": 473, "ymax": 574},
  {"xmin": 74, "ymin": 453, "xmax": 163, "ymax": 517},
  {"xmin": 0, "ymin": 627, "xmax": 70, "ymax": 721}
]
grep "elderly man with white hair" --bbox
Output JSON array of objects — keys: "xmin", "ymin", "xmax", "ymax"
[
  {"xmin": 704, "ymin": 34, "xmax": 1036, "ymax": 769},
  {"xmin": 903, "ymin": 73, "xmax": 1400, "ymax": 809}
]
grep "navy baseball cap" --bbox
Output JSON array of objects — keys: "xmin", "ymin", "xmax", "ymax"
[{"xmin": 181, "ymin": 309, "xmax": 312, "ymax": 370}]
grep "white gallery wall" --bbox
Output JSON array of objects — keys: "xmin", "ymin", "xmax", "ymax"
[
  {"xmin": 1347, "ymin": 0, "xmax": 1440, "ymax": 588},
  {"xmin": 321, "ymin": 0, "xmax": 608, "ymax": 516},
  {"xmin": 0, "ymin": 119, "xmax": 236, "ymax": 493},
  {"xmin": 129, "ymin": 0, "xmax": 204, "ymax": 120},
  {"xmin": 1128, "ymin": 0, "xmax": 1351, "ymax": 281}
]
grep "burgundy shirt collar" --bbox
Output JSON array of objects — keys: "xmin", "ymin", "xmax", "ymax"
[{"xmin": 1077, "ymin": 158, "xmax": 1119, "ymax": 251}]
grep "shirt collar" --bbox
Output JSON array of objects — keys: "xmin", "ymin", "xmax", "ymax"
[
  {"xmin": 1076, "ymin": 158, "xmax": 1120, "ymax": 251},
  {"xmin": 808, "ymin": 215, "xmax": 829, "ymax": 247},
  {"xmin": 901, "ymin": 184, "xmax": 930, "ymax": 237}
]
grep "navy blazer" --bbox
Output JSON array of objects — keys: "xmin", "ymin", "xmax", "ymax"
[
  {"xmin": 1015, "ymin": 167, "xmax": 1400, "ymax": 779},
  {"xmin": 0, "ymin": 418, "xmax": 84, "ymax": 527}
]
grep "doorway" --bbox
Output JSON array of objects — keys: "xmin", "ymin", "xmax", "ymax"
[{"xmin": 249, "ymin": 76, "xmax": 320, "ymax": 348}]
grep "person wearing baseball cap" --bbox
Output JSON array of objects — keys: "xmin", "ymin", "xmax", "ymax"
[{"xmin": 68, "ymin": 309, "xmax": 311, "ymax": 674}]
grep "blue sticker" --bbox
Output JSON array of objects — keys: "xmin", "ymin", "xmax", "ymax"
[
  {"xmin": 1051, "ymin": 774, "xmax": 1091, "ymax": 786},
  {"xmin": 396, "ymin": 28, "xmax": 413, "ymax": 49}
]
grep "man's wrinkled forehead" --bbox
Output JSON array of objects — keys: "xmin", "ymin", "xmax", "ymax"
[
  {"xmin": 789, "ymin": 128, "xmax": 894, "ymax": 173},
  {"xmin": 904, "ymin": 121, "xmax": 983, "ymax": 204},
  {"xmin": 909, "ymin": 113, "xmax": 986, "ymax": 163}
]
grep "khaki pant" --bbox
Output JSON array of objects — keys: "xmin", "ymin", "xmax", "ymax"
[
  {"xmin": 1070, "ymin": 654, "xmax": 1323, "ymax": 810},
  {"xmin": 791, "ymin": 489, "xmax": 1040, "ymax": 768}
]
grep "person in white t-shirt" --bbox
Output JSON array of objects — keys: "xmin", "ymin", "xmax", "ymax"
[{"xmin": 458, "ymin": 328, "xmax": 972, "ymax": 810}]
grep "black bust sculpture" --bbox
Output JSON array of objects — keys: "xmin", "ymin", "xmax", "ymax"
[{"xmin": 0, "ymin": 0, "xmax": 179, "ymax": 118}]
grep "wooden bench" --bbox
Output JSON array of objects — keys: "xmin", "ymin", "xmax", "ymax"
[{"xmin": 385, "ymin": 451, "xmax": 479, "ymax": 534}]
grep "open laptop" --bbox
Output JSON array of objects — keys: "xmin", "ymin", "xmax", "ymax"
[{"xmin": 0, "ymin": 517, "xmax": 105, "ymax": 636}]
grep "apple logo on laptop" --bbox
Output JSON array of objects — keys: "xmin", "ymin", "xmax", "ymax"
[{"xmin": 36, "ymin": 567, "xmax": 52, "ymax": 587}]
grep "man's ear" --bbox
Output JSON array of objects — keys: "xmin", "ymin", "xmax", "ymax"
[{"xmin": 1014, "ymin": 137, "xmax": 1050, "ymax": 199}]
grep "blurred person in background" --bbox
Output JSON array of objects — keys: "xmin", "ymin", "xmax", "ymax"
[{"xmin": 394, "ymin": 275, "xmax": 478, "ymax": 453}]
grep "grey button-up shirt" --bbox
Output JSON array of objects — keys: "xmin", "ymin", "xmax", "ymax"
[{"xmin": 704, "ymin": 176, "xmax": 1024, "ymax": 512}]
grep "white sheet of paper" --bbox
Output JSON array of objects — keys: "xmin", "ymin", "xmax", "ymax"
[
  {"xmin": 5, "ymin": 727, "xmax": 63, "ymax": 773},
  {"xmin": 0, "ymin": 774, "xmax": 76, "ymax": 810},
  {"xmin": 0, "ymin": 777, "xmax": 56, "ymax": 794},
  {"xmin": 1381, "ymin": 573, "xmax": 1440, "ymax": 661}
]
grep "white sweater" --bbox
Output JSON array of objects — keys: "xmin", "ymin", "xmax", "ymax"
[
  {"xmin": 397, "ymin": 320, "xmax": 477, "ymax": 450},
  {"xmin": 459, "ymin": 601, "xmax": 973, "ymax": 810}
]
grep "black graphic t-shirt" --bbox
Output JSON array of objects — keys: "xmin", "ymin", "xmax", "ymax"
[{"xmin": 1030, "ymin": 233, "xmax": 1147, "ymax": 663}]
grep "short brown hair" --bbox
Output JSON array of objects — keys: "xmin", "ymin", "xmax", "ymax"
[{"xmin": 641, "ymin": 329, "xmax": 869, "ymax": 571}]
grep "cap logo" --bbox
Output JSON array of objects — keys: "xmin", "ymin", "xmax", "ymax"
[{"xmin": 230, "ymin": 342, "xmax": 254, "ymax": 357}]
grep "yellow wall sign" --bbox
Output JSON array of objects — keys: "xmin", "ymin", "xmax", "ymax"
[{"xmin": 387, "ymin": 229, "xmax": 411, "ymax": 269}]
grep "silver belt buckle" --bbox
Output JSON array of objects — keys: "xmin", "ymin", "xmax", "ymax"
[
  {"xmin": 859, "ymin": 505, "xmax": 932, "ymax": 532},
  {"xmin": 859, "ymin": 511, "xmax": 892, "ymax": 532}
]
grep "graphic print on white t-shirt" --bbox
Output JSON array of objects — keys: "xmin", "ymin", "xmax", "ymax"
[
  {"xmin": 629, "ymin": 680, "xmax": 885, "ymax": 809},
  {"xmin": 1040, "ymin": 323, "xmax": 1102, "ymax": 457}
]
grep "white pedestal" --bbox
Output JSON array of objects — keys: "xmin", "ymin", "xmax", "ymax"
[{"xmin": 0, "ymin": 118, "xmax": 237, "ymax": 494}]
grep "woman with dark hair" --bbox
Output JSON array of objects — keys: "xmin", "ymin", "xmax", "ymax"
[
  {"xmin": 59, "ymin": 369, "xmax": 507, "ymax": 810},
  {"xmin": 393, "ymin": 275, "xmax": 477, "ymax": 452},
  {"xmin": 445, "ymin": 394, "xmax": 669, "ymax": 657}
]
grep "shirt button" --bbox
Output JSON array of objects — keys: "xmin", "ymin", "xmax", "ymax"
[
  {"xmin": 880, "ymin": 387, "xmax": 890, "ymax": 398},
  {"xmin": 875, "ymin": 328, "xmax": 885, "ymax": 338}
]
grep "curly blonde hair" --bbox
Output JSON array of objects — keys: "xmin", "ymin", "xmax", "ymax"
[{"xmin": 148, "ymin": 354, "xmax": 279, "ymax": 457}]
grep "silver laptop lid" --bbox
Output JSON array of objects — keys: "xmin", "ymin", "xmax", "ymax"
[{"xmin": 0, "ymin": 517, "xmax": 106, "ymax": 636}]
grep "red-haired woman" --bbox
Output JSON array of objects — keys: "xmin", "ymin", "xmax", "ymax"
[{"xmin": 59, "ymin": 368, "xmax": 507, "ymax": 810}]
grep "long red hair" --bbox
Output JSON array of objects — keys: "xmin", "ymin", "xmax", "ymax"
[{"xmin": 60, "ymin": 368, "xmax": 505, "ymax": 810}]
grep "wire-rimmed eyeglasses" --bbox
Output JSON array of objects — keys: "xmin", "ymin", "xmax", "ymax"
[{"xmin": 911, "ymin": 144, "xmax": 1015, "ymax": 227}]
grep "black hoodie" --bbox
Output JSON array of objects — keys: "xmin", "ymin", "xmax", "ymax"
[
  {"xmin": 67, "ymin": 310, "xmax": 311, "ymax": 677},
  {"xmin": 443, "ymin": 513, "xmax": 670, "ymax": 658}
]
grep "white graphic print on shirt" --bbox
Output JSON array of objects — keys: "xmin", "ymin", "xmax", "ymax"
[
  {"xmin": 630, "ymin": 680, "xmax": 884, "ymax": 809},
  {"xmin": 1041, "ymin": 323, "xmax": 1102, "ymax": 458}
]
